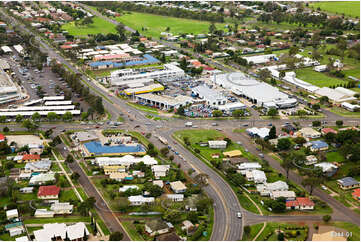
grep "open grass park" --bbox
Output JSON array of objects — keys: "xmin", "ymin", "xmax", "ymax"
[{"xmin": 116, "ymin": 12, "xmax": 227, "ymax": 38}]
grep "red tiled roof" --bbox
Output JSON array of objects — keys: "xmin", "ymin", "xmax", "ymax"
[
  {"xmin": 22, "ymin": 154, "xmax": 40, "ymax": 160},
  {"xmin": 38, "ymin": 185, "xmax": 60, "ymax": 197},
  {"xmin": 352, "ymin": 188, "xmax": 360, "ymax": 198},
  {"xmin": 286, "ymin": 197, "xmax": 315, "ymax": 207},
  {"xmin": 0, "ymin": 133, "xmax": 5, "ymax": 140},
  {"xmin": 322, "ymin": 128, "xmax": 337, "ymax": 134}
]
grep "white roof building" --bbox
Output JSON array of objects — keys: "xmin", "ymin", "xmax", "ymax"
[
  {"xmin": 270, "ymin": 190, "xmax": 296, "ymax": 200},
  {"xmin": 6, "ymin": 209, "xmax": 18, "ymax": 219},
  {"xmin": 192, "ymin": 85, "xmax": 227, "ymax": 106},
  {"xmin": 246, "ymin": 127, "xmax": 270, "ymax": 139},
  {"xmin": 341, "ymin": 102, "xmax": 360, "ymax": 112},
  {"xmin": 34, "ymin": 222, "xmax": 89, "ymax": 241},
  {"xmin": 237, "ymin": 162, "xmax": 262, "ymax": 174},
  {"xmin": 243, "ymin": 54, "xmax": 276, "ymax": 64},
  {"xmin": 135, "ymin": 93, "xmax": 194, "ymax": 110},
  {"xmin": 128, "ymin": 195, "xmax": 155, "ymax": 206},
  {"xmin": 152, "ymin": 165, "xmax": 170, "ymax": 178},
  {"xmin": 283, "ymin": 71, "xmax": 320, "ymax": 93},
  {"xmin": 297, "ymin": 127, "xmax": 321, "ymax": 139},
  {"xmin": 216, "ymin": 102, "xmax": 246, "ymax": 112},
  {"xmin": 170, "ymin": 181, "xmax": 187, "ymax": 193},
  {"xmin": 246, "ymin": 170, "xmax": 267, "ymax": 183},
  {"xmin": 314, "ymin": 162, "xmax": 338, "ymax": 173},
  {"xmin": 208, "ymin": 140, "xmax": 227, "ymax": 149},
  {"xmin": 257, "ymin": 180, "xmax": 289, "ymax": 196},
  {"xmin": 96, "ymin": 155, "xmax": 158, "ymax": 167},
  {"xmin": 213, "ymin": 72, "xmax": 297, "ymax": 108},
  {"xmin": 315, "ymin": 87, "xmax": 356, "ymax": 103},
  {"xmin": 29, "ymin": 173, "xmax": 55, "ymax": 185},
  {"xmin": 119, "ymin": 185, "xmax": 139, "ymax": 192},
  {"xmin": 166, "ymin": 194, "xmax": 184, "ymax": 202}
]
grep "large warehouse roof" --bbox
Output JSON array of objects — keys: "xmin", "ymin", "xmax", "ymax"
[
  {"xmin": 0, "ymin": 110, "xmax": 80, "ymax": 116},
  {"xmin": 1, "ymin": 105, "xmax": 75, "ymax": 111},
  {"xmin": 213, "ymin": 72, "xmax": 290, "ymax": 104},
  {"xmin": 43, "ymin": 96, "xmax": 65, "ymax": 101}
]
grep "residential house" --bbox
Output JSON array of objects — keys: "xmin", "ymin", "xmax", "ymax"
[
  {"xmin": 34, "ymin": 222, "xmax": 89, "ymax": 241},
  {"xmin": 128, "ymin": 195, "xmax": 154, "ymax": 206},
  {"xmin": 308, "ymin": 140, "xmax": 329, "ymax": 152},
  {"xmin": 24, "ymin": 160, "xmax": 52, "ymax": 173},
  {"xmin": 286, "ymin": 197, "xmax": 315, "ymax": 210},
  {"xmin": 109, "ymin": 172, "xmax": 133, "ymax": 181},
  {"xmin": 6, "ymin": 209, "xmax": 18, "ymax": 220},
  {"xmin": 237, "ymin": 162, "xmax": 262, "ymax": 175},
  {"xmin": 256, "ymin": 181, "xmax": 289, "ymax": 196},
  {"xmin": 246, "ymin": 170, "xmax": 267, "ymax": 184},
  {"xmin": 103, "ymin": 165, "xmax": 126, "ymax": 175},
  {"xmin": 208, "ymin": 140, "xmax": 227, "ymax": 149},
  {"xmin": 166, "ymin": 194, "xmax": 184, "ymax": 202},
  {"xmin": 50, "ymin": 202, "xmax": 73, "ymax": 214},
  {"xmin": 270, "ymin": 190, "xmax": 296, "ymax": 200},
  {"xmin": 352, "ymin": 188, "xmax": 360, "ymax": 200},
  {"xmin": 223, "ymin": 150, "xmax": 242, "ymax": 158},
  {"xmin": 305, "ymin": 155, "xmax": 318, "ymax": 165},
  {"xmin": 5, "ymin": 222, "xmax": 24, "ymax": 237},
  {"xmin": 297, "ymin": 128, "xmax": 321, "ymax": 139},
  {"xmin": 19, "ymin": 187, "xmax": 34, "ymax": 193},
  {"xmin": 181, "ymin": 220, "xmax": 196, "ymax": 235},
  {"xmin": 119, "ymin": 185, "xmax": 139, "ymax": 193},
  {"xmin": 37, "ymin": 185, "xmax": 60, "ymax": 199},
  {"xmin": 314, "ymin": 162, "xmax": 338, "ymax": 176},
  {"xmin": 34, "ymin": 209, "xmax": 55, "ymax": 218},
  {"xmin": 321, "ymin": 128, "xmax": 337, "ymax": 135},
  {"xmin": 21, "ymin": 154, "xmax": 41, "ymax": 163},
  {"xmin": 29, "ymin": 173, "xmax": 55, "ymax": 185},
  {"xmin": 337, "ymin": 177, "xmax": 360, "ymax": 190},
  {"xmin": 152, "ymin": 165, "xmax": 170, "ymax": 178},
  {"xmin": 170, "ymin": 181, "xmax": 187, "ymax": 194},
  {"xmin": 145, "ymin": 220, "xmax": 170, "ymax": 237},
  {"xmin": 153, "ymin": 180, "xmax": 164, "ymax": 188}
]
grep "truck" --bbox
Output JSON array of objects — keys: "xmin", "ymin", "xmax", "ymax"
[
  {"xmin": 158, "ymin": 136, "xmax": 168, "ymax": 145},
  {"xmin": 185, "ymin": 122, "xmax": 193, "ymax": 127}
]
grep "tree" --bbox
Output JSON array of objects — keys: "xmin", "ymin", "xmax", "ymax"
[
  {"xmin": 323, "ymin": 214, "xmax": 331, "ymax": 223},
  {"xmin": 212, "ymin": 110, "xmax": 223, "ymax": 117},
  {"xmin": 176, "ymin": 106, "xmax": 185, "ymax": 116},
  {"xmin": 71, "ymin": 172, "xmax": 80, "ymax": 181},
  {"xmin": 244, "ymin": 225, "xmax": 251, "ymax": 235},
  {"xmin": 65, "ymin": 154, "xmax": 74, "ymax": 163},
  {"xmin": 268, "ymin": 126, "xmax": 277, "ymax": 139},
  {"xmin": 293, "ymin": 137, "xmax": 306, "ymax": 145},
  {"xmin": 0, "ymin": 116, "xmax": 6, "ymax": 123},
  {"xmin": 302, "ymin": 177, "xmax": 321, "ymax": 195},
  {"xmin": 279, "ymin": 70, "xmax": 286, "ymax": 80},
  {"xmin": 311, "ymin": 104, "xmax": 320, "ymax": 110},
  {"xmin": 281, "ymin": 158, "xmax": 293, "ymax": 179},
  {"xmin": 163, "ymin": 209, "xmax": 182, "ymax": 224},
  {"xmin": 160, "ymin": 147, "xmax": 169, "ymax": 156},
  {"xmin": 83, "ymin": 228, "xmax": 88, "ymax": 241},
  {"xmin": 81, "ymin": 112, "xmax": 89, "ymax": 121},
  {"xmin": 47, "ymin": 112, "xmax": 57, "ymax": 122},
  {"xmin": 278, "ymin": 232, "xmax": 285, "ymax": 241},
  {"xmin": 258, "ymin": 69, "xmax": 271, "ymax": 81},
  {"xmin": 277, "ymin": 138, "xmax": 291, "ymax": 150},
  {"xmin": 209, "ymin": 22, "xmax": 217, "ymax": 34},
  {"xmin": 232, "ymin": 109, "xmax": 245, "ymax": 118},
  {"xmin": 15, "ymin": 114, "xmax": 23, "ymax": 123},
  {"xmin": 109, "ymin": 232, "xmax": 123, "ymax": 241},
  {"xmin": 336, "ymin": 120, "xmax": 343, "ymax": 127},
  {"xmin": 62, "ymin": 111, "xmax": 73, "ymax": 121},
  {"xmin": 312, "ymin": 121, "xmax": 321, "ymax": 127},
  {"xmin": 3, "ymin": 127, "xmax": 9, "ymax": 133},
  {"xmin": 32, "ymin": 112, "xmax": 41, "ymax": 122},
  {"xmin": 267, "ymin": 108, "xmax": 278, "ymax": 117},
  {"xmin": 145, "ymin": 183, "xmax": 163, "ymax": 197},
  {"xmin": 22, "ymin": 119, "xmax": 37, "ymax": 131}
]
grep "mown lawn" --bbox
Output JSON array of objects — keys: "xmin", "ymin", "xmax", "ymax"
[
  {"xmin": 24, "ymin": 216, "xmax": 90, "ymax": 224},
  {"xmin": 309, "ymin": 1, "xmax": 360, "ymax": 18},
  {"xmin": 294, "ymin": 67, "xmax": 347, "ymax": 87},
  {"xmin": 256, "ymin": 222, "xmax": 308, "ymax": 241},
  {"xmin": 62, "ymin": 16, "xmax": 117, "ymax": 36},
  {"xmin": 326, "ymin": 151, "xmax": 345, "ymax": 163},
  {"xmin": 127, "ymin": 102, "xmax": 159, "ymax": 114},
  {"xmin": 242, "ymin": 223, "xmax": 265, "ymax": 241},
  {"xmin": 116, "ymin": 12, "xmax": 227, "ymax": 38}
]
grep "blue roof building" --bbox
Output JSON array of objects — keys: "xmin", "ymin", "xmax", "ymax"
[
  {"xmin": 84, "ymin": 141, "xmax": 146, "ymax": 156},
  {"xmin": 309, "ymin": 140, "xmax": 329, "ymax": 151},
  {"xmin": 89, "ymin": 54, "xmax": 160, "ymax": 69}
]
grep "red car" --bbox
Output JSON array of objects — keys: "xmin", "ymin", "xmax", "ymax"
[{"xmin": 95, "ymin": 125, "xmax": 100, "ymax": 128}]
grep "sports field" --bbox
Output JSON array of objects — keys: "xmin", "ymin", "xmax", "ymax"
[
  {"xmin": 116, "ymin": 12, "xmax": 227, "ymax": 38},
  {"xmin": 309, "ymin": 1, "xmax": 360, "ymax": 18},
  {"xmin": 61, "ymin": 16, "xmax": 117, "ymax": 36}
]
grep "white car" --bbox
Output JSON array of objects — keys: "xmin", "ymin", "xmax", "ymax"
[
  {"xmin": 321, "ymin": 185, "xmax": 327, "ymax": 190},
  {"xmin": 237, "ymin": 212, "xmax": 242, "ymax": 218}
]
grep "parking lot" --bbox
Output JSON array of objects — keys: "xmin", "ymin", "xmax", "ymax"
[{"xmin": 2, "ymin": 50, "xmax": 90, "ymax": 113}]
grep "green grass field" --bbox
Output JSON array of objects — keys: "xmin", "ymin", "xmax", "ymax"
[
  {"xmin": 61, "ymin": 16, "xmax": 117, "ymax": 36},
  {"xmin": 256, "ymin": 222, "xmax": 308, "ymax": 241},
  {"xmin": 309, "ymin": 1, "xmax": 360, "ymax": 18},
  {"xmin": 295, "ymin": 67, "xmax": 347, "ymax": 87},
  {"xmin": 116, "ymin": 12, "xmax": 227, "ymax": 38}
]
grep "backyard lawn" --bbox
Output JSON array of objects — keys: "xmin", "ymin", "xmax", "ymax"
[
  {"xmin": 309, "ymin": 1, "xmax": 360, "ymax": 18},
  {"xmin": 116, "ymin": 12, "xmax": 227, "ymax": 38},
  {"xmin": 62, "ymin": 16, "xmax": 117, "ymax": 36},
  {"xmin": 326, "ymin": 151, "xmax": 345, "ymax": 163}
]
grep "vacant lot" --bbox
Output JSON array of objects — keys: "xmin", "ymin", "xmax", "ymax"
[
  {"xmin": 295, "ymin": 68, "xmax": 347, "ymax": 87},
  {"xmin": 309, "ymin": 1, "xmax": 360, "ymax": 18},
  {"xmin": 116, "ymin": 12, "xmax": 227, "ymax": 38},
  {"xmin": 62, "ymin": 17, "xmax": 117, "ymax": 36}
]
